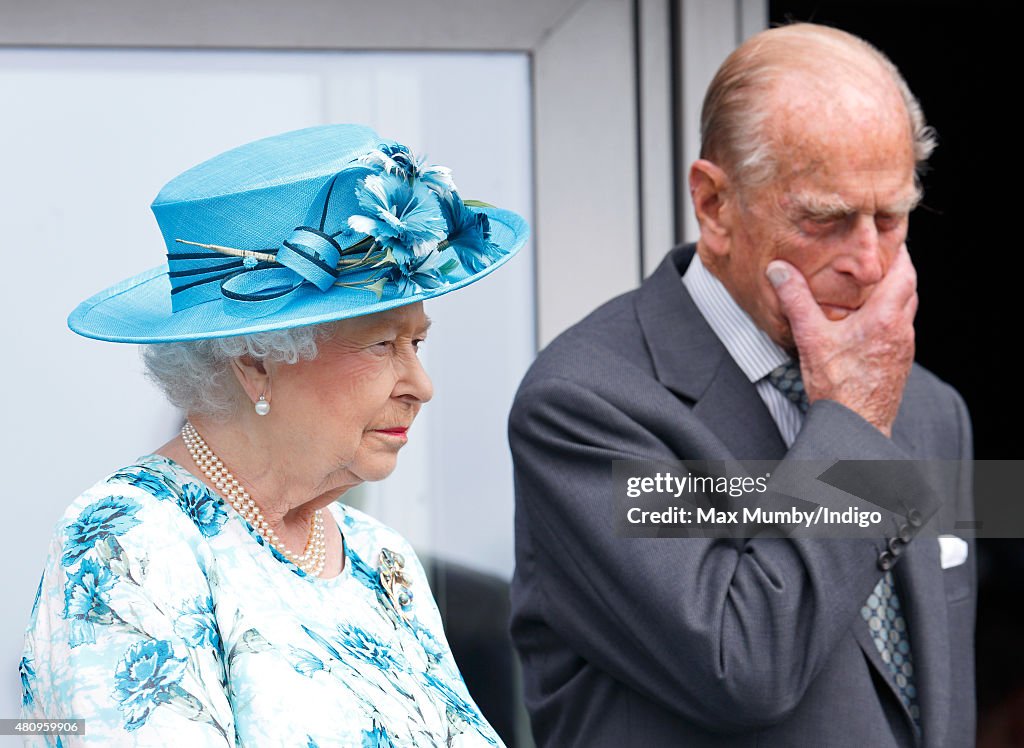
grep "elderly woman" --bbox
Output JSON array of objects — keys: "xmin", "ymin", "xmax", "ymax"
[{"xmin": 20, "ymin": 125, "xmax": 527, "ymax": 746}]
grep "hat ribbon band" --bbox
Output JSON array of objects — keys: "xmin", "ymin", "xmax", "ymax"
[{"xmin": 172, "ymin": 229, "xmax": 389, "ymax": 319}]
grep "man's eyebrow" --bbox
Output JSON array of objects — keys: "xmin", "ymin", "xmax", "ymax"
[
  {"xmin": 788, "ymin": 189, "xmax": 923, "ymax": 218},
  {"xmin": 885, "ymin": 190, "xmax": 923, "ymax": 215},
  {"xmin": 789, "ymin": 193, "xmax": 855, "ymax": 218}
]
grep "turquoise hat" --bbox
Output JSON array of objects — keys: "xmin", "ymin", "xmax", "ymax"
[{"xmin": 68, "ymin": 124, "xmax": 529, "ymax": 343}]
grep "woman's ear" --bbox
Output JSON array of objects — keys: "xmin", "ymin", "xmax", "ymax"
[
  {"xmin": 230, "ymin": 356, "xmax": 273, "ymax": 408},
  {"xmin": 689, "ymin": 159, "xmax": 734, "ymax": 258}
]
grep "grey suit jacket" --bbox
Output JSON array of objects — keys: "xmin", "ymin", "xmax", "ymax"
[{"xmin": 509, "ymin": 246, "xmax": 975, "ymax": 747}]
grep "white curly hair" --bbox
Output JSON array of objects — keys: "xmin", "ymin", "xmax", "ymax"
[{"xmin": 141, "ymin": 324, "xmax": 334, "ymax": 417}]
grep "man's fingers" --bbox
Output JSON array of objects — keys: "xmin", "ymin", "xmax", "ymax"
[
  {"xmin": 866, "ymin": 244, "xmax": 917, "ymax": 317},
  {"xmin": 766, "ymin": 260, "xmax": 825, "ymax": 338}
]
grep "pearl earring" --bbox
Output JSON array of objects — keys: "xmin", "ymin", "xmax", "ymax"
[{"xmin": 254, "ymin": 394, "xmax": 271, "ymax": 416}]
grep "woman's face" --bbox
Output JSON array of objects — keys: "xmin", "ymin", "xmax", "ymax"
[{"xmin": 269, "ymin": 303, "xmax": 433, "ymax": 490}]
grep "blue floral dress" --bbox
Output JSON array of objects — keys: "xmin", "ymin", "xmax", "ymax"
[{"xmin": 21, "ymin": 456, "xmax": 503, "ymax": 747}]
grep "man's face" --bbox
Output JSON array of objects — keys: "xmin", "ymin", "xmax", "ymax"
[{"xmin": 715, "ymin": 88, "xmax": 920, "ymax": 350}]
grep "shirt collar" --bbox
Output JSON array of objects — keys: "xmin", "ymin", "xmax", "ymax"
[{"xmin": 681, "ymin": 252, "xmax": 789, "ymax": 382}]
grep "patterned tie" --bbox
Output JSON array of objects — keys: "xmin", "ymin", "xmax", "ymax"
[
  {"xmin": 766, "ymin": 361, "xmax": 921, "ymax": 728},
  {"xmin": 767, "ymin": 360, "xmax": 809, "ymax": 413}
]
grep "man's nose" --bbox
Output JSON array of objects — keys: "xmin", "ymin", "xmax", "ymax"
[{"xmin": 836, "ymin": 214, "xmax": 886, "ymax": 284}]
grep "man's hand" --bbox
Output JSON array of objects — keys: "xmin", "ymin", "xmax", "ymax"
[{"xmin": 766, "ymin": 245, "xmax": 917, "ymax": 437}]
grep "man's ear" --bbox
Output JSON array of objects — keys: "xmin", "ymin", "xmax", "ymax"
[
  {"xmin": 689, "ymin": 159, "xmax": 733, "ymax": 257},
  {"xmin": 230, "ymin": 355, "xmax": 273, "ymax": 407}
]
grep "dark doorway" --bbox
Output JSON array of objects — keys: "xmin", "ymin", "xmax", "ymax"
[
  {"xmin": 768, "ymin": 4, "xmax": 1022, "ymax": 743},
  {"xmin": 768, "ymin": 1, "xmax": 1019, "ymax": 460}
]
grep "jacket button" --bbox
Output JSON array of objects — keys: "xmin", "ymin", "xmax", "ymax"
[
  {"xmin": 906, "ymin": 509, "xmax": 923, "ymax": 527},
  {"xmin": 878, "ymin": 551, "xmax": 894, "ymax": 571},
  {"xmin": 888, "ymin": 537, "xmax": 904, "ymax": 556},
  {"xmin": 897, "ymin": 524, "xmax": 913, "ymax": 543}
]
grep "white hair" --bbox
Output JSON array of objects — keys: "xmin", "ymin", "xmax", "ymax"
[
  {"xmin": 141, "ymin": 325, "xmax": 333, "ymax": 417},
  {"xmin": 700, "ymin": 23, "xmax": 937, "ymax": 191}
]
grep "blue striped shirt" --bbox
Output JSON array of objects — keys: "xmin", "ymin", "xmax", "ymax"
[{"xmin": 681, "ymin": 252, "xmax": 804, "ymax": 447}]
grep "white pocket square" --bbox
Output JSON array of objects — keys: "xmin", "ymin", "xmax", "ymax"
[{"xmin": 938, "ymin": 535, "xmax": 968, "ymax": 569}]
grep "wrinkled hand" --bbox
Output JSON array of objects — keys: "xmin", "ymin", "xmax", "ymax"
[{"xmin": 766, "ymin": 245, "xmax": 917, "ymax": 437}]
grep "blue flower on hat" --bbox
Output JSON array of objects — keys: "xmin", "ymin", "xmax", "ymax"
[
  {"xmin": 439, "ymin": 192, "xmax": 503, "ymax": 273},
  {"xmin": 388, "ymin": 250, "xmax": 460, "ymax": 296},
  {"xmin": 359, "ymin": 142, "xmax": 455, "ymax": 197},
  {"xmin": 348, "ymin": 173, "xmax": 449, "ymax": 264}
]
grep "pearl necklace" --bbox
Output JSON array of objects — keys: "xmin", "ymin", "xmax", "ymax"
[{"xmin": 182, "ymin": 422, "xmax": 327, "ymax": 577}]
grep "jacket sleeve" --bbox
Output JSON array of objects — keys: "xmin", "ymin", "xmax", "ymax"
[
  {"xmin": 509, "ymin": 374, "xmax": 952, "ymax": 732},
  {"xmin": 21, "ymin": 489, "xmax": 234, "ymax": 747}
]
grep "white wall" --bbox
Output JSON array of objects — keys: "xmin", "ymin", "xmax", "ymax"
[
  {"xmin": 0, "ymin": 47, "xmax": 533, "ymax": 723},
  {"xmin": 678, "ymin": 0, "xmax": 767, "ymax": 242}
]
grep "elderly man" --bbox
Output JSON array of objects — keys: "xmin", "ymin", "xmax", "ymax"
[{"xmin": 509, "ymin": 23, "xmax": 974, "ymax": 748}]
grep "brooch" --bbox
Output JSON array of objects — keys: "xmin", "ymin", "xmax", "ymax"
[{"xmin": 379, "ymin": 548, "xmax": 414, "ymax": 621}]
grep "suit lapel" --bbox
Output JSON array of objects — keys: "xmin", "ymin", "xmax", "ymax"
[{"xmin": 635, "ymin": 246, "xmax": 787, "ymax": 460}]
